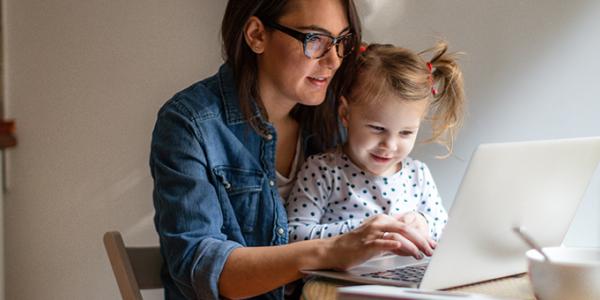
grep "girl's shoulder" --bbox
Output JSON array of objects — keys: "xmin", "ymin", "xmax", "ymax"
[
  {"xmin": 305, "ymin": 151, "xmax": 342, "ymax": 167},
  {"xmin": 299, "ymin": 151, "xmax": 352, "ymax": 175},
  {"xmin": 403, "ymin": 157, "xmax": 432, "ymax": 174}
]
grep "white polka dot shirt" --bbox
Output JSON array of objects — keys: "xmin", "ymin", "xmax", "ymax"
[{"xmin": 285, "ymin": 151, "xmax": 448, "ymax": 242}]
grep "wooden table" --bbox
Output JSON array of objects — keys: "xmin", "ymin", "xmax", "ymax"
[{"xmin": 302, "ymin": 274, "xmax": 536, "ymax": 300}]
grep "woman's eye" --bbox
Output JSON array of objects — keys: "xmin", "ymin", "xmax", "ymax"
[{"xmin": 307, "ymin": 34, "xmax": 323, "ymax": 42}]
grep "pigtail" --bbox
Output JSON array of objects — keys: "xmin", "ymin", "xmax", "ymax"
[{"xmin": 420, "ymin": 41, "xmax": 465, "ymax": 158}]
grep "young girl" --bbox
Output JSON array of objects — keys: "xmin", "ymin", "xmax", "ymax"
[{"xmin": 286, "ymin": 42, "xmax": 465, "ymax": 244}]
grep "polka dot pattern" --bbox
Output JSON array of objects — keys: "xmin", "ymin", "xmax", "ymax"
[{"xmin": 285, "ymin": 152, "xmax": 448, "ymax": 242}]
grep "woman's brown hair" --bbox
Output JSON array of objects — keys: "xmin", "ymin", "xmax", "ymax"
[
  {"xmin": 221, "ymin": 0, "xmax": 362, "ymax": 153},
  {"xmin": 346, "ymin": 42, "xmax": 465, "ymax": 157}
]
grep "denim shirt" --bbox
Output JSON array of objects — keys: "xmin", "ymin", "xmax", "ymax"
[{"xmin": 150, "ymin": 64, "xmax": 321, "ymax": 300}]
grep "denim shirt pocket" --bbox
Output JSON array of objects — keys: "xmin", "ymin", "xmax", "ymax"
[{"xmin": 213, "ymin": 166, "xmax": 264, "ymax": 233}]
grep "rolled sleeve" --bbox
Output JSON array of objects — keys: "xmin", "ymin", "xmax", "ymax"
[{"xmin": 192, "ymin": 238, "xmax": 242, "ymax": 299}]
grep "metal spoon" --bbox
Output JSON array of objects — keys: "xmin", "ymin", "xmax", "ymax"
[{"xmin": 513, "ymin": 226, "xmax": 552, "ymax": 262}]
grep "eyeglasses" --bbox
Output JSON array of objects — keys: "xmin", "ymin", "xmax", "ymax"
[{"xmin": 262, "ymin": 19, "xmax": 354, "ymax": 59}]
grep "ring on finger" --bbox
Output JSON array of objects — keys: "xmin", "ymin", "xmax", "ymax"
[{"xmin": 382, "ymin": 232, "xmax": 390, "ymax": 239}]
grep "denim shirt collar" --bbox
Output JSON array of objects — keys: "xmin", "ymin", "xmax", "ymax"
[{"xmin": 217, "ymin": 63, "xmax": 266, "ymax": 126}]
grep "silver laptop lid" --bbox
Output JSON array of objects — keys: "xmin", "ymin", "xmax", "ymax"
[{"xmin": 420, "ymin": 137, "xmax": 600, "ymax": 289}]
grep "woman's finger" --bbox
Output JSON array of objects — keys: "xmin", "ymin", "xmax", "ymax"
[
  {"xmin": 383, "ymin": 232, "xmax": 421, "ymax": 258},
  {"xmin": 403, "ymin": 226, "xmax": 434, "ymax": 256},
  {"xmin": 379, "ymin": 222, "xmax": 434, "ymax": 256},
  {"xmin": 366, "ymin": 238, "xmax": 402, "ymax": 251}
]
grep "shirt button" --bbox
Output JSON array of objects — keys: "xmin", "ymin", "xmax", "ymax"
[
  {"xmin": 277, "ymin": 227, "xmax": 285, "ymax": 236},
  {"xmin": 269, "ymin": 180, "xmax": 275, "ymax": 187},
  {"xmin": 266, "ymin": 134, "xmax": 273, "ymax": 141}
]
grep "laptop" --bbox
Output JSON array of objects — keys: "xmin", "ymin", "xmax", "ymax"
[{"xmin": 302, "ymin": 137, "xmax": 600, "ymax": 290}]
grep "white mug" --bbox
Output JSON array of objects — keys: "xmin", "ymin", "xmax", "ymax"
[{"xmin": 527, "ymin": 247, "xmax": 600, "ymax": 300}]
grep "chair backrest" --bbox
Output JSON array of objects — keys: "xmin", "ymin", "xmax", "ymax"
[{"xmin": 103, "ymin": 231, "xmax": 163, "ymax": 300}]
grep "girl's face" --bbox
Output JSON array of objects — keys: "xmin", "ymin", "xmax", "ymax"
[
  {"xmin": 257, "ymin": 0, "xmax": 350, "ymax": 111},
  {"xmin": 340, "ymin": 96, "xmax": 429, "ymax": 176}
]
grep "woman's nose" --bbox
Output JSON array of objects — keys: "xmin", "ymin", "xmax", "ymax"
[{"xmin": 319, "ymin": 46, "xmax": 342, "ymax": 70}]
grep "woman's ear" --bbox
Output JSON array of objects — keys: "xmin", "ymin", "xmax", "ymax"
[
  {"xmin": 244, "ymin": 16, "xmax": 267, "ymax": 54},
  {"xmin": 338, "ymin": 96, "xmax": 350, "ymax": 128}
]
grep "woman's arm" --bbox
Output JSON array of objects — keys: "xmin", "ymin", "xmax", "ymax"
[
  {"xmin": 219, "ymin": 239, "xmax": 329, "ymax": 299},
  {"xmin": 219, "ymin": 213, "xmax": 433, "ymax": 299}
]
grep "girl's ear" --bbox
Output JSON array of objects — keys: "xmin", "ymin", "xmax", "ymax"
[
  {"xmin": 244, "ymin": 16, "xmax": 267, "ymax": 54},
  {"xmin": 338, "ymin": 96, "xmax": 350, "ymax": 128}
]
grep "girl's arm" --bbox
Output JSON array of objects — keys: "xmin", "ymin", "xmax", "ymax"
[
  {"xmin": 286, "ymin": 155, "xmax": 366, "ymax": 240},
  {"xmin": 288, "ymin": 219, "xmax": 365, "ymax": 240},
  {"xmin": 416, "ymin": 162, "xmax": 449, "ymax": 241}
]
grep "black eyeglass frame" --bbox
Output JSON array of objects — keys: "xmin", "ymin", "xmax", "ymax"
[{"xmin": 261, "ymin": 19, "xmax": 354, "ymax": 59}]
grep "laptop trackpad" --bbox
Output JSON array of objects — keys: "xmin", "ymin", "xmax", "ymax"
[{"xmin": 349, "ymin": 253, "xmax": 426, "ymax": 274}]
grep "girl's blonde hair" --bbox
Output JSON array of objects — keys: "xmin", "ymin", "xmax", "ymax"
[{"xmin": 344, "ymin": 41, "xmax": 465, "ymax": 157}]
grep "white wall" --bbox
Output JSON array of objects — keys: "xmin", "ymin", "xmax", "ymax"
[
  {"xmin": 3, "ymin": 1, "xmax": 226, "ymax": 299},
  {"xmin": 2, "ymin": 0, "xmax": 599, "ymax": 299}
]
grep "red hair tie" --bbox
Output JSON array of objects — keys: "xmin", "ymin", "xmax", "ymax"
[
  {"xmin": 359, "ymin": 44, "xmax": 367, "ymax": 53},
  {"xmin": 427, "ymin": 62, "xmax": 438, "ymax": 96}
]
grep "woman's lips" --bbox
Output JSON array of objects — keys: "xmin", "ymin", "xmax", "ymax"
[{"xmin": 307, "ymin": 76, "xmax": 328, "ymax": 88}]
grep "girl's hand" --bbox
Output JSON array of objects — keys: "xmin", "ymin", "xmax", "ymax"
[
  {"xmin": 325, "ymin": 214, "xmax": 434, "ymax": 271},
  {"xmin": 392, "ymin": 211, "xmax": 437, "ymax": 250}
]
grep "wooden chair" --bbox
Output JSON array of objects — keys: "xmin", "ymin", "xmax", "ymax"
[{"xmin": 103, "ymin": 231, "xmax": 163, "ymax": 300}]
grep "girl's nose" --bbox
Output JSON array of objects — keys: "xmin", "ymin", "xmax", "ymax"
[{"xmin": 379, "ymin": 135, "xmax": 398, "ymax": 151}]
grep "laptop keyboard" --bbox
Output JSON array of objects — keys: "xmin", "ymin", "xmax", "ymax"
[{"xmin": 360, "ymin": 264, "xmax": 428, "ymax": 283}]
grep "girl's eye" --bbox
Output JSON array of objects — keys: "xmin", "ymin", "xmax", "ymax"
[
  {"xmin": 400, "ymin": 130, "xmax": 414, "ymax": 136},
  {"xmin": 368, "ymin": 125, "xmax": 385, "ymax": 132}
]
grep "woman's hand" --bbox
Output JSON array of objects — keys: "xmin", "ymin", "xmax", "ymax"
[{"xmin": 325, "ymin": 214, "xmax": 435, "ymax": 271}]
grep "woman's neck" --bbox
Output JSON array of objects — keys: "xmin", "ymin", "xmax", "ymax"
[
  {"xmin": 261, "ymin": 95, "xmax": 296, "ymax": 125},
  {"xmin": 257, "ymin": 70, "xmax": 297, "ymax": 124}
]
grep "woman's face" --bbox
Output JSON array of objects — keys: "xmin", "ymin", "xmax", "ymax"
[{"xmin": 257, "ymin": 0, "xmax": 350, "ymax": 111}]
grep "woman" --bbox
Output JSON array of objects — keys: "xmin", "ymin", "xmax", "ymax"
[{"xmin": 150, "ymin": 0, "xmax": 436, "ymax": 299}]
